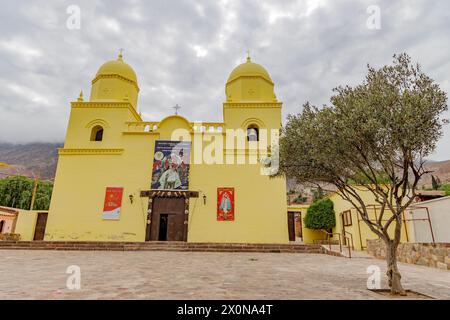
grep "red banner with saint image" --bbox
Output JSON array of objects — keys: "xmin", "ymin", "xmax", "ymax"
[
  {"xmin": 217, "ymin": 187, "xmax": 234, "ymax": 221},
  {"xmin": 102, "ymin": 187, "xmax": 124, "ymax": 220}
]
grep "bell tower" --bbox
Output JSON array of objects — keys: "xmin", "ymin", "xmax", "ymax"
[
  {"xmin": 63, "ymin": 52, "xmax": 142, "ymax": 149},
  {"xmin": 223, "ymin": 54, "xmax": 282, "ymax": 142}
]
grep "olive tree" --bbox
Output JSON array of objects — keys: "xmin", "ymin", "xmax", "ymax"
[{"xmin": 277, "ymin": 54, "xmax": 447, "ymax": 295}]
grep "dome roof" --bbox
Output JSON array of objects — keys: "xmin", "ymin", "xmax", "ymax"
[
  {"xmin": 95, "ymin": 53, "xmax": 138, "ymax": 84},
  {"xmin": 226, "ymin": 56, "xmax": 273, "ymax": 84}
]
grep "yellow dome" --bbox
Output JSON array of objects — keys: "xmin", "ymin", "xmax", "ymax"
[
  {"xmin": 226, "ymin": 56, "xmax": 273, "ymax": 84},
  {"xmin": 95, "ymin": 53, "xmax": 138, "ymax": 84}
]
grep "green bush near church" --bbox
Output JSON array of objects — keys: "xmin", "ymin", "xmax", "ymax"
[{"xmin": 304, "ymin": 198, "xmax": 336, "ymax": 230}]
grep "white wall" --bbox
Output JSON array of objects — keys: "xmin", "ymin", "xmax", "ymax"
[{"xmin": 407, "ymin": 196, "xmax": 450, "ymax": 243}]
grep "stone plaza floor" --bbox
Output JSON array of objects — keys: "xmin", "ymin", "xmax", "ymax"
[{"xmin": 0, "ymin": 250, "xmax": 449, "ymax": 299}]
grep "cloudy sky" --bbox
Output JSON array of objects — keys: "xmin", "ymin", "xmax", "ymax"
[{"xmin": 0, "ymin": 0, "xmax": 449, "ymax": 160}]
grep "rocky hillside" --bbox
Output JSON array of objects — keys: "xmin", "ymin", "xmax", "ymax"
[
  {"xmin": 0, "ymin": 142, "xmax": 449, "ymax": 186},
  {"xmin": 0, "ymin": 143, "xmax": 62, "ymax": 180},
  {"xmin": 421, "ymin": 160, "xmax": 450, "ymax": 188}
]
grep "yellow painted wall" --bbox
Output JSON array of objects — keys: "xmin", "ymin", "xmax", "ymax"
[
  {"xmin": 14, "ymin": 209, "xmax": 40, "ymax": 241},
  {"xmin": 46, "ymin": 113, "xmax": 288, "ymax": 243},
  {"xmin": 188, "ymin": 163, "xmax": 287, "ymax": 243}
]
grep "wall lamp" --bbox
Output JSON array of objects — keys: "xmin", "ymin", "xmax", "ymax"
[
  {"xmin": 203, "ymin": 194, "xmax": 207, "ymax": 205},
  {"xmin": 129, "ymin": 194, "xmax": 134, "ymax": 204}
]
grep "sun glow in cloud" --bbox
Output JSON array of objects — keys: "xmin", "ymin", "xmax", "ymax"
[{"xmin": 192, "ymin": 45, "xmax": 208, "ymax": 58}]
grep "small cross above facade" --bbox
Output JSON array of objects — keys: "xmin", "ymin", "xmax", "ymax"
[{"xmin": 173, "ymin": 104, "xmax": 181, "ymax": 115}]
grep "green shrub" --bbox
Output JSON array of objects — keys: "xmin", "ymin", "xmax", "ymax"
[
  {"xmin": 294, "ymin": 195, "xmax": 307, "ymax": 204},
  {"xmin": 304, "ymin": 198, "xmax": 336, "ymax": 230},
  {"xmin": 440, "ymin": 184, "xmax": 450, "ymax": 196}
]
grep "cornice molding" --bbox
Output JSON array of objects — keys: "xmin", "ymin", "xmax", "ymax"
[
  {"xmin": 91, "ymin": 74, "xmax": 140, "ymax": 91},
  {"xmin": 226, "ymin": 75, "xmax": 274, "ymax": 86},
  {"xmin": 71, "ymin": 102, "xmax": 142, "ymax": 121},
  {"xmin": 122, "ymin": 132, "xmax": 159, "ymax": 136},
  {"xmin": 58, "ymin": 148, "xmax": 124, "ymax": 156},
  {"xmin": 223, "ymin": 102, "xmax": 282, "ymax": 108}
]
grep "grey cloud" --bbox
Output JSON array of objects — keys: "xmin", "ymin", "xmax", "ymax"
[{"xmin": 0, "ymin": 0, "xmax": 448, "ymax": 160}]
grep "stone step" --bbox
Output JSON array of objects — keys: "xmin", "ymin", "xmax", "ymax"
[{"xmin": 0, "ymin": 241, "xmax": 321, "ymax": 253}]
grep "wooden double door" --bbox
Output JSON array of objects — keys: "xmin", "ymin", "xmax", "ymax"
[{"xmin": 146, "ymin": 197, "xmax": 186, "ymax": 241}]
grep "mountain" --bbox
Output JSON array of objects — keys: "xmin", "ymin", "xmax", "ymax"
[
  {"xmin": 0, "ymin": 142, "xmax": 449, "ymax": 186},
  {"xmin": 0, "ymin": 143, "xmax": 62, "ymax": 180},
  {"xmin": 421, "ymin": 160, "xmax": 450, "ymax": 188}
]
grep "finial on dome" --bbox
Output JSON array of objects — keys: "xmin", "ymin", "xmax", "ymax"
[
  {"xmin": 118, "ymin": 48, "xmax": 124, "ymax": 61},
  {"xmin": 77, "ymin": 90, "xmax": 84, "ymax": 102},
  {"xmin": 246, "ymin": 50, "xmax": 251, "ymax": 62}
]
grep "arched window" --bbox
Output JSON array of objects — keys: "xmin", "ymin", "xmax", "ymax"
[
  {"xmin": 90, "ymin": 125, "xmax": 104, "ymax": 141},
  {"xmin": 247, "ymin": 125, "xmax": 259, "ymax": 141},
  {"xmin": 0, "ymin": 220, "xmax": 4, "ymax": 233}
]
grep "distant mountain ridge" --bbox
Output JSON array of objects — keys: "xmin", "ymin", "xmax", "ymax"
[
  {"xmin": 0, "ymin": 142, "xmax": 62, "ymax": 180},
  {"xmin": 0, "ymin": 143, "xmax": 449, "ymax": 186}
]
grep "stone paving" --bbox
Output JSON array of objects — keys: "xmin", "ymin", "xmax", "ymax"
[{"xmin": 0, "ymin": 250, "xmax": 449, "ymax": 300}]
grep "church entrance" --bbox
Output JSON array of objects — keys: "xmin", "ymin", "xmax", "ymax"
[
  {"xmin": 147, "ymin": 197, "xmax": 186, "ymax": 241},
  {"xmin": 158, "ymin": 214, "xmax": 168, "ymax": 241},
  {"xmin": 141, "ymin": 190, "xmax": 198, "ymax": 242}
]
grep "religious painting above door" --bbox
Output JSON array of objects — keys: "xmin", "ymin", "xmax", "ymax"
[
  {"xmin": 151, "ymin": 140, "xmax": 191, "ymax": 190},
  {"xmin": 102, "ymin": 187, "xmax": 124, "ymax": 220},
  {"xmin": 217, "ymin": 187, "xmax": 235, "ymax": 221}
]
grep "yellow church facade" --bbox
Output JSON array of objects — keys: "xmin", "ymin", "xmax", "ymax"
[{"xmin": 45, "ymin": 53, "xmax": 289, "ymax": 243}]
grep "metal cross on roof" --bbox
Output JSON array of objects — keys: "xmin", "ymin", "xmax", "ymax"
[{"xmin": 173, "ymin": 104, "xmax": 181, "ymax": 115}]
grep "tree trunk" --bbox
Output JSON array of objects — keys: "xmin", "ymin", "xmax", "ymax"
[{"xmin": 385, "ymin": 239, "xmax": 406, "ymax": 295}]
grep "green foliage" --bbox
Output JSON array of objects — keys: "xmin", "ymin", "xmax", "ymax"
[
  {"xmin": 431, "ymin": 175, "xmax": 441, "ymax": 190},
  {"xmin": 294, "ymin": 194, "xmax": 307, "ymax": 204},
  {"xmin": 0, "ymin": 176, "xmax": 53, "ymax": 210},
  {"xmin": 312, "ymin": 187, "xmax": 325, "ymax": 202},
  {"xmin": 348, "ymin": 172, "xmax": 392, "ymax": 185},
  {"xmin": 440, "ymin": 184, "xmax": 450, "ymax": 196},
  {"xmin": 304, "ymin": 198, "xmax": 336, "ymax": 230}
]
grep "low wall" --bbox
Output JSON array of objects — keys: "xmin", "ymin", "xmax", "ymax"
[
  {"xmin": 14, "ymin": 210, "xmax": 39, "ymax": 241},
  {"xmin": 366, "ymin": 239, "xmax": 450, "ymax": 270}
]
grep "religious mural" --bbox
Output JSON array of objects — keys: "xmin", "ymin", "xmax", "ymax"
[
  {"xmin": 217, "ymin": 187, "xmax": 235, "ymax": 221},
  {"xmin": 151, "ymin": 140, "xmax": 191, "ymax": 190}
]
